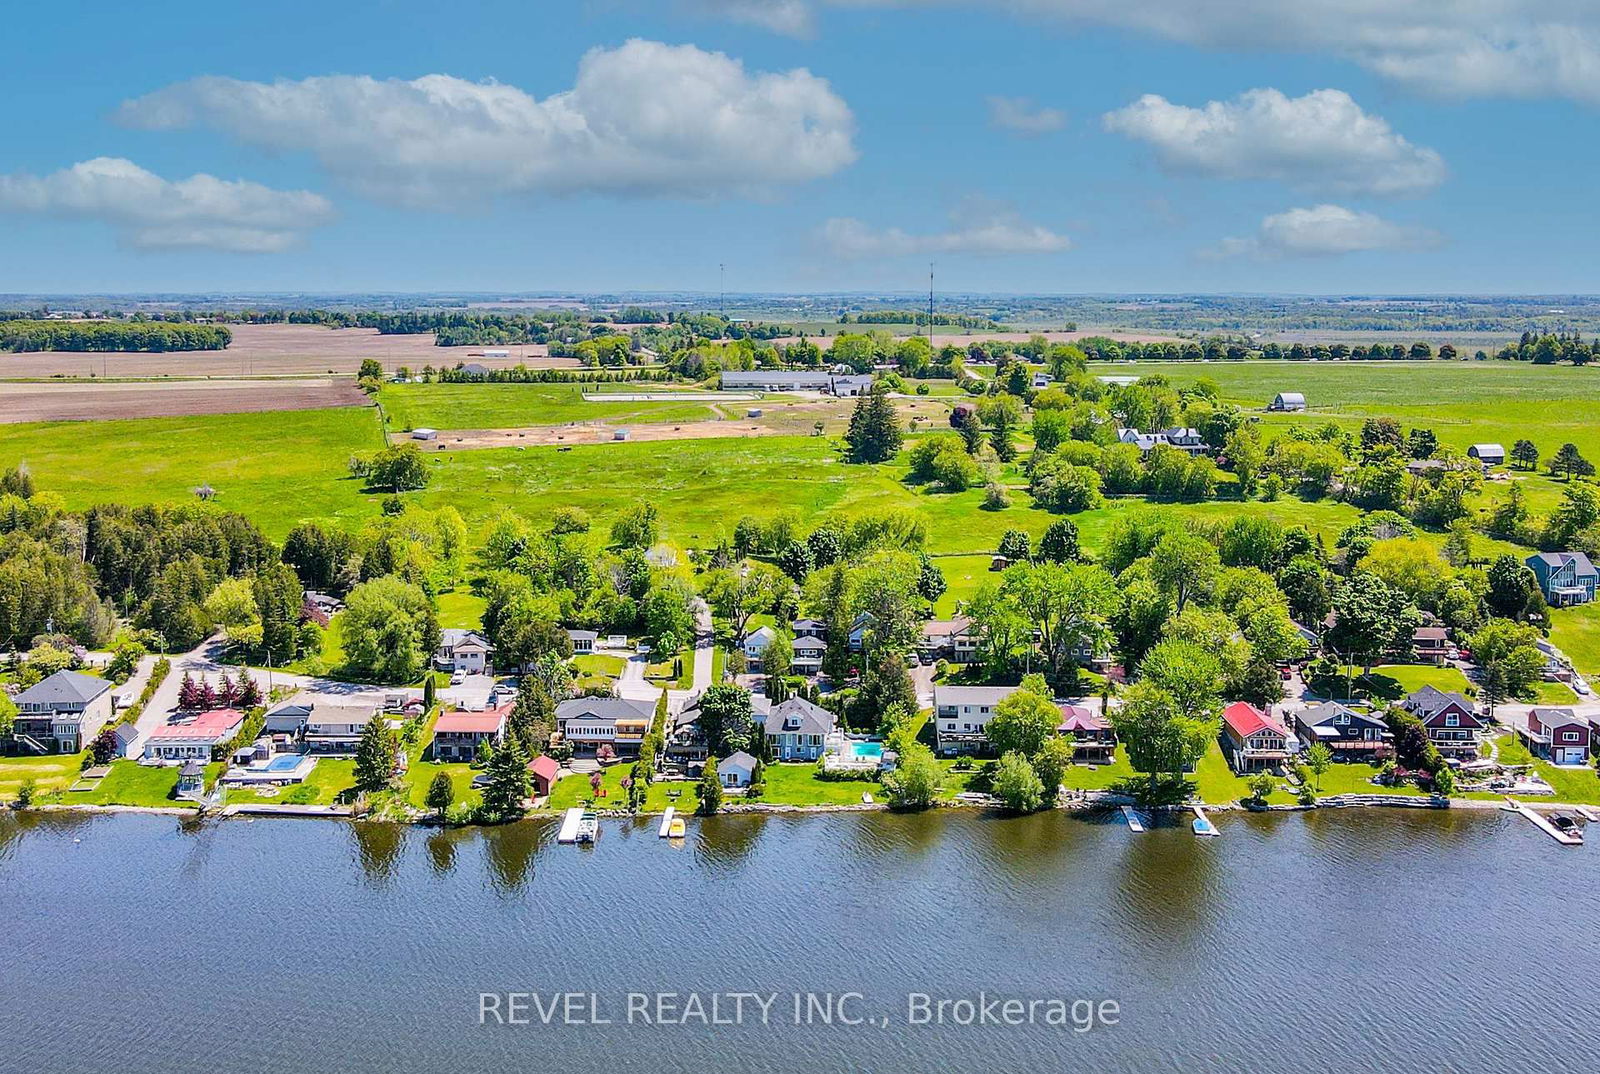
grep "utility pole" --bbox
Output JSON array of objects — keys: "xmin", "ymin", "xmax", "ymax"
[
  {"xmin": 927, "ymin": 262, "xmax": 935, "ymax": 349},
  {"xmin": 719, "ymin": 263, "xmax": 726, "ymax": 319}
]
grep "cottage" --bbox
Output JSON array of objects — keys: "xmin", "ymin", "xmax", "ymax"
[
  {"xmin": 1412, "ymin": 626, "xmax": 1451, "ymax": 665},
  {"xmin": 1057, "ymin": 704, "xmax": 1116, "ymax": 763},
  {"xmin": 1526, "ymin": 552, "xmax": 1599, "ymax": 607},
  {"xmin": 567, "ymin": 629, "xmax": 598, "ymax": 654},
  {"xmin": 846, "ymin": 612, "xmax": 876, "ymax": 652},
  {"xmin": 430, "ymin": 705, "xmax": 509, "ymax": 762},
  {"xmin": 1521, "ymin": 708, "xmax": 1592, "ymax": 766},
  {"xmin": 1269, "ymin": 392, "xmax": 1306, "ymax": 412},
  {"xmin": 554, "ymin": 696, "xmax": 655, "ymax": 757},
  {"xmin": 1402, "ymin": 686, "xmax": 1484, "ymax": 761},
  {"xmin": 1221, "ymin": 701, "xmax": 1291, "ymax": 772},
  {"xmin": 7, "ymin": 670, "xmax": 114, "ymax": 755},
  {"xmin": 435, "ymin": 629, "xmax": 494, "ymax": 674},
  {"xmin": 743, "ymin": 625, "xmax": 778, "ymax": 666},
  {"xmin": 791, "ymin": 635, "xmax": 828, "ymax": 676},
  {"xmin": 758, "ymin": 696, "xmax": 836, "ymax": 762},
  {"xmin": 527, "ymin": 754, "xmax": 561, "ymax": 797},
  {"xmin": 932, "ymin": 684, "xmax": 1019, "ymax": 757},
  {"xmin": 919, "ymin": 617, "xmax": 979, "ymax": 664},
  {"xmin": 1468, "ymin": 443, "xmax": 1506, "ymax": 467},
  {"xmin": 302, "ymin": 704, "xmax": 382, "ymax": 755},
  {"xmin": 144, "ymin": 709, "xmax": 246, "ymax": 762},
  {"xmin": 1294, "ymin": 702, "xmax": 1392, "ymax": 762},
  {"xmin": 718, "ymin": 751, "xmax": 759, "ymax": 788}
]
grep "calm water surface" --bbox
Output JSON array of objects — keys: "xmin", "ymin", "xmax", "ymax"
[{"xmin": 2, "ymin": 807, "xmax": 1595, "ymax": 1074}]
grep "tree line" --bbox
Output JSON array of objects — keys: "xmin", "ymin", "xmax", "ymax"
[{"xmin": 0, "ymin": 320, "xmax": 231, "ymax": 352}]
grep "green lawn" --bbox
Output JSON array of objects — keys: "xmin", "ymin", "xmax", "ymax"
[
  {"xmin": 542, "ymin": 764, "xmax": 698, "ymax": 812},
  {"xmin": 223, "ymin": 759, "xmax": 357, "ymax": 806},
  {"xmin": 378, "ymin": 383, "xmax": 724, "ymax": 431},
  {"xmin": 0, "ymin": 753, "xmax": 88, "ymax": 802},
  {"xmin": 437, "ymin": 589, "xmax": 487, "ymax": 630},
  {"xmin": 1350, "ymin": 664, "xmax": 1475, "ymax": 702},
  {"xmin": 1549, "ymin": 601, "xmax": 1600, "ymax": 677},
  {"xmin": 1305, "ymin": 762, "xmax": 1425, "ymax": 797},
  {"xmin": 405, "ymin": 761, "xmax": 482, "ymax": 812},
  {"xmin": 758, "ymin": 763, "xmax": 881, "ymax": 805}
]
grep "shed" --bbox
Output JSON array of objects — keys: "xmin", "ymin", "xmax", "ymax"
[
  {"xmin": 528, "ymin": 754, "xmax": 560, "ymax": 797},
  {"xmin": 1270, "ymin": 392, "xmax": 1306, "ymax": 411},
  {"xmin": 411, "ymin": 428, "xmax": 438, "ymax": 441},
  {"xmin": 718, "ymin": 752, "xmax": 758, "ymax": 788}
]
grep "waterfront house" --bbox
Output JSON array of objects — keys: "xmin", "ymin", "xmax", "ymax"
[
  {"xmin": 430, "ymin": 704, "xmax": 509, "ymax": 762},
  {"xmin": 932, "ymin": 684, "xmax": 1019, "ymax": 757},
  {"xmin": 1520, "ymin": 708, "xmax": 1592, "ymax": 766},
  {"xmin": 1269, "ymin": 392, "xmax": 1306, "ymax": 412},
  {"xmin": 263, "ymin": 696, "xmax": 314, "ymax": 737},
  {"xmin": 1402, "ymin": 686, "xmax": 1484, "ymax": 761},
  {"xmin": 918, "ymin": 616, "xmax": 980, "ymax": 664},
  {"xmin": 435, "ymin": 629, "xmax": 494, "ymax": 674},
  {"xmin": 7, "ymin": 670, "xmax": 114, "ymax": 755},
  {"xmin": 1412, "ymin": 626, "xmax": 1451, "ymax": 665},
  {"xmin": 757, "ymin": 696, "xmax": 837, "ymax": 762},
  {"xmin": 144, "ymin": 709, "xmax": 245, "ymax": 763},
  {"xmin": 554, "ymin": 696, "xmax": 654, "ymax": 758},
  {"xmin": 791, "ymin": 635, "xmax": 828, "ymax": 677},
  {"xmin": 743, "ymin": 625, "xmax": 778, "ymax": 666},
  {"xmin": 665, "ymin": 704, "xmax": 710, "ymax": 773},
  {"xmin": 718, "ymin": 751, "xmax": 758, "ymax": 788},
  {"xmin": 1468, "ymin": 443, "xmax": 1506, "ymax": 467},
  {"xmin": 1221, "ymin": 702, "xmax": 1291, "ymax": 772},
  {"xmin": 1526, "ymin": 552, "xmax": 1599, "ymax": 607},
  {"xmin": 1057, "ymin": 704, "xmax": 1116, "ymax": 763},
  {"xmin": 567, "ymin": 629, "xmax": 597, "ymax": 655},
  {"xmin": 1294, "ymin": 702, "xmax": 1392, "ymax": 762},
  {"xmin": 302, "ymin": 704, "xmax": 381, "ymax": 755},
  {"xmin": 527, "ymin": 754, "xmax": 560, "ymax": 797}
]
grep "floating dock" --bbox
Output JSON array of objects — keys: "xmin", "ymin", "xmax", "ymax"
[
  {"xmin": 1505, "ymin": 798, "xmax": 1584, "ymax": 846},
  {"xmin": 658, "ymin": 806, "xmax": 676, "ymax": 839},
  {"xmin": 1121, "ymin": 805, "xmax": 1146, "ymax": 833},
  {"xmin": 558, "ymin": 808, "xmax": 599, "ymax": 845},
  {"xmin": 1192, "ymin": 806, "xmax": 1219, "ymax": 837},
  {"xmin": 1578, "ymin": 806, "xmax": 1600, "ymax": 823}
]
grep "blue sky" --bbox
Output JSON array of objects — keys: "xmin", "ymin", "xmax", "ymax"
[{"xmin": 2, "ymin": 0, "xmax": 1597, "ymax": 294}]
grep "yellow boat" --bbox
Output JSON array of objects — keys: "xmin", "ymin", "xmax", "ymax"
[{"xmin": 668, "ymin": 818, "xmax": 687, "ymax": 838}]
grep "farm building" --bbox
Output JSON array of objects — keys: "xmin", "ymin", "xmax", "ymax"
[
  {"xmin": 411, "ymin": 428, "xmax": 438, "ymax": 441},
  {"xmin": 1468, "ymin": 443, "xmax": 1506, "ymax": 466},
  {"xmin": 1269, "ymin": 392, "xmax": 1306, "ymax": 411}
]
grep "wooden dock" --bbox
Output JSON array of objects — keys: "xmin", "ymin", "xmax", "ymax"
[
  {"xmin": 1121, "ymin": 805, "xmax": 1146, "ymax": 833},
  {"xmin": 557, "ymin": 808, "xmax": 599, "ymax": 845},
  {"xmin": 658, "ymin": 806, "xmax": 676, "ymax": 839},
  {"xmin": 1192, "ymin": 806, "xmax": 1219, "ymax": 837},
  {"xmin": 1505, "ymin": 798, "xmax": 1584, "ymax": 846}
]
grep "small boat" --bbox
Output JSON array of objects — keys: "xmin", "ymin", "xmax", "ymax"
[
  {"xmin": 1192, "ymin": 806, "xmax": 1219, "ymax": 837},
  {"xmin": 668, "ymin": 818, "xmax": 686, "ymax": 838},
  {"xmin": 1551, "ymin": 813, "xmax": 1583, "ymax": 837},
  {"xmin": 861, "ymin": 792, "xmax": 874, "ymax": 804}
]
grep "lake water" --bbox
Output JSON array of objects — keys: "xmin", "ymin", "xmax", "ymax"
[{"xmin": 2, "ymin": 807, "xmax": 1595, "ymax": 1074}]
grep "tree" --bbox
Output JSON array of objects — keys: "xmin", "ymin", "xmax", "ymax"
[
  {"xmin": 1000, "ymin": 562, "xmax": 1120, "ymax": 691},
  {"xmin": 704, "ymin": 562, "xmax": 786, "ymax": 639},
  {"xmin": 1304, "ymin": 742, "xmax": 1333, "ymax": 793},
  {"xmin": 997, "ymin": 530, "xmax": 1032, "ymax": 564},
  {"xmin": 1550, "ymin": 442, "xmax": 1594, "ymax": 481},
  {"xmin": 358, "ymin": 358, "xmax": 384, "ymax": 381},
  {"xmin": 1385, "ymin": 709, "xmax": 1440, "ymax": 772},
  {"xmin": 697, "ymin": 685, "xmax": 756, "ymax": 756},
  {"xmin": 1406, "ymin": 428, "xmax": 1439, "ymax": 459},
  {"xmin": 481, "ymin": 734, "xmax": 531, "ymax": 819},
  {"xmin": 1511, "ymin": 439, "xmax": 1540, "ymax": 471},
  {"xmin": 993, "ymin": 751, "xmax": 1047, "ymax": 813},
  {"xmin": 341, "ymin": 576, "xmax": 439, "ymax": 683},
  {"xmin": 1147, "ymin": 531, "xmax": 1220, "ymax": 613},
  {"xmin": 1431, "ymin": 764, "xmax": 1455, "ymax": 797},
  {"xmin": 353, "ymin": 714, "xmax": 399, "ymax": 792},
  {"xmin": 1225, "ymin": 426, "xmax": 1266, "ymax": 496},
  {"xmin": 763, "ymin": 628, "xmax": 793, "ymax": 691},
  {"xmin": 253, "ymin": 561, "xmax": 303, "ymax": 661},
  {"xmin": 425, "ymin": 771, "xmax": 455, "ymax": 818},
  {"xmin": 1325, "ymin": 572, "xmax": 1420, "ymax": 674},
  {"xmin": 1110, "ymin": 680, "xmax": 1218, "ymax": 791},
  {"xmin": 611, "ymin": 502, "xmax": 660, "ymax": 549},
  {"xmin": 698, "ymin": 756, "xmax": 724, "ymax": 815},
  {"xmin": 853, "ymin": 653, "xmax": 918, "ymax": 731},
  {"xmin": 881, "ymin": 742, "xmax": 941, "ymax": 810},
  {"xmin": 1036, "ymin": 519, "xmax": 1081, "ymax": 563},
  {"xmin": 986, "ymin": 688, "xmax": 1060, "ymax": 759},
  {"xmin": 1246, "ymin": 770, "xmax": 1277, "ymax": 804},
  {"xmin": 366, "ymin": 443, "xmax": 430, "ymax": 492},
  {"xmin": 1470, "ymin": 619, "xmax": 1547, "ymax": 701},
  {"xmin": 1485, "ymin": 555, "xmax": 1544, "ymax": 622},
  {"xmin": 978, "ymin": 394, "xmax": 1023, "ymax": 461},
  {"xmin": 844, "ymin": 385, "xmax": 902, "ymax": 464},
  {"xmin": 1032, "ymin": 736, "xmax": 1075, "ymax": 799}
]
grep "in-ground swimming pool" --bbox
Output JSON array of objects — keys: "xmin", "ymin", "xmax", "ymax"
[
  {"xmin": 263, "ymin": 754, "xmax": 308, "ymax": 772},
  {"xmin": 851, "ymin": 742, "xmax": 884, "ymax": 761}
]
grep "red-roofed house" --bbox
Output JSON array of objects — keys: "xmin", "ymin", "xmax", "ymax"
[
  {"xmin": 1221, "ymin": 701, "xmax": 1290, "ymax": 772},
  {"xmin": 527, "ymin": 754, "xmax": 560, "ymax": 797},
  {"xmin": 143, "ymin": 709, "xmax": 246, "ymax": 762},
  {"xmin": 429, "ymin": 704, "xmax": 509, "ymax": 762},
  {"xmin": 1057, "ymin": 704, "xmax": 1116, "ymax": 764}
]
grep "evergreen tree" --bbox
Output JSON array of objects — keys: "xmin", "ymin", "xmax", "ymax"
[
  {"xmin": 1037, "ymin": 519, "xmax": 1081, "ymax": 563},
  {"xmin": 844, "ymin": 385, "xmax": 902, "ymax": 464},
  {"xmin": 425, "ymin": 771, "xmax": 455, "ymax": 818},
  {"xmin": 481, "ymin": 734, "xmax": 531, "ymax": 819},
  {"xmin": 353, "ymin": 715, "xmax": 398, "ymax": 792},
  {"xmin": 698, "ymin": 756, "xmax": 724, "ymax": 815}
]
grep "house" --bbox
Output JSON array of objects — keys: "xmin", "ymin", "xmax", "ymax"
[
  {"xmin": 1057, "ymin": 704, "xmax": 1116, "ymax": 763},
  {"xmin": 1160, "ymin": 427, "xmax": 1207, "ymax": 454},
  {"xmin": 1402, "ymin": 686, "xmax": 1484, "ymax": 761},
  {"xmin": 932, "ymin": 684, "xmax": 1019, "ymax": 757},
  {"xmin": 757, "ymin": 696, "xmax": 837, "ymax": 762},
  {"xmin": 1221, "ymin": 701, "xmax": 1291, "ymax": 772},
  {"xmin": 791, "ymin": 635, "xmax": 828, "ymax": 676},
  {"xmin": 567, "ymin": 629, "xmax": 597, "ymax": 654},
  {"xmin": 1526, "ymin": 552, "xmax": 1599, "ymax": 607},
  {"xmin": 1412, "ymin": 626, "xmax": 1451, "ymax": 665},
  {"xmin": 743, "ymin": 625, "xmax": 778, "ymax": 666},
  {"xmin": 176, "ymin": 759, "xmax": 207, "ymax": 801},
  {"xmin": 718, "ymin": 751, "xmax": 758, "ymax": 788},
  {"xmin": 919, "ymin": 617, "xmax": 980, "ymax": 664},
  {"xmin": 1520, "ymin": 708, "xmax": 1592, "ymax": 766},
  {"xmin": 829, "ymin": 374, "xmax": 875, "ymax": 397},
  {"xmin": 665, "ymin": 704, "xmax": 711, "ymax": 772},
  {"xmin": 263, "ymin": 696, "xmax": 314, "ymax": 737},
  {"xmin": 846, "ymin": 612, "xmax": 875, "ymax": 652},
  {"xmin": 1294, "ymin": 702, "xmax": 1392, "ymax": 762},
  {"xmin": 7, "ymin": 670, "xmax": 115, "ymax": 755},
  {"xmin": 1116, "ymin": 428, "xmax": 1167, "ymax": 453},
  {"xmin": 302, "ymin": 704, "xmax": 381, "ymax": 755},
  {"xmin": 1269, "ymin": 392, "xmax": 1306, "ymax": 411},
  {"xmin": 1031, "ymin": 371, "xmax": 1051, "ymax": 389},
  {"xmin": 1468, "ymin": 443, "xmax": 1506, "ymax": 467},
  {"xmin": 435, "ymin": 629, "xmax": 494, "ymax": 674},
  {"xmin": 459, "ymin": 362, "xmax": 491, "ymax": 378},
  {"xmin": 791, "ymin": 619, "xmax": 827, "ymax": 640},
  {"xmin": 144, "ymin": 709, "xmax": 245, "ymax": 762},
  {"xmin": 554, "ymin": 696, "xmax": 655, "ymax": 757},
  {"xmin": 528, "ymin": 754, "xmax": 560, "ymax": 797},
  {"xmin": 430, "ymin": 704, "xmax": 509, "ymax": 761},
  {"xmin": 304, "ymin": 591, "xmax": 343, "ymax": 617}
]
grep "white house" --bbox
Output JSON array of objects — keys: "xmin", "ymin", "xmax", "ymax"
[
  {"xmin": 919, "ymin": 617, "xmax": 980, "ymax": 664},
  {"xmin": 718, "ymin": 751, "xmax": 758, "ymax": 788},
  {"xmin": 567, "ymin": 629, "xmax": 597, "ymax": 655},
  {"xmin": 743, "ymin": 626, "xmax": 778, "ymax": 665},
  {"xmin": 555, "ymin": 696, "xmax": 655, "ymax": 757},
  {"xmin": 435, "ymin": 629, "xmax": 494, "ymax": 674},
  {"xmin": 8, "ymin": 670, "xmax": 115, "ymax": 755},
  {"xmin": 144, "ymin": 709, "xmax": 245, "ymax": 762},
  {"xmin": 932, "ymin": 684, "xmax": 1020, "ymax": 756}
]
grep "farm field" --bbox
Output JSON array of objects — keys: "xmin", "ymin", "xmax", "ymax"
[{"xmin": 0, "ymin": 377, "xmax": 370, "ymax": 423}]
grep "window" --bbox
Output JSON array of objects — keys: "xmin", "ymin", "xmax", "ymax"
[
  {"xmin": 1445, "ymin": 714, "xmax": 1459, "ymax": 728},
  {"xmin": 1563, "ymin": 731, "xmax": 1581, "ymax": 742}
]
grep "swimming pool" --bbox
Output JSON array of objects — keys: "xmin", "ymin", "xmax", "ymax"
[
  {"xmin": 263, "ymin": 754, "xmax": 307, "ymax": 772},
  {"xmin": 851, "ymin": 742, "xmax": 884, "ymax": 761}
]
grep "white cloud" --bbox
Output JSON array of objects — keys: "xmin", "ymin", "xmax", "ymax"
[
  {"xmin": 725, "ymin": 2, "xmax": 1600, "ymax": 104},
  {"xmin": 0, "ymin": 157, "xmax": 333, "ymax": 253},
  {"xmin": 116, "ymin": 39, "xmax": 856, "ymax": 209},
  {"xmin": 821, "ymin": 199, "xmax": 1070, "ymax": 258},
  {"xmin": 1210, "ymin": 204, "xmax": 1443, "ymax": 259},
  {"xmin": 986, "ymin": 95, "xmax": 1067, "ymax": 136},
  {"xmin": 690, "ymin": 0, "xmax": 814, "ymax": 35},
  {"xmin": 1103, "ymin": 88, "xmax": 1446, "ymax": 197}
]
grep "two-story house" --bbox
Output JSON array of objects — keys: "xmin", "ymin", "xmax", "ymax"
[
  {"xmin": 555, "ymin": 696, "xmax": 654, "ymax": 758},
  {"xmin": 1412, "ymin": 626, "xmax": 1451, "ymax": 666},
  {"xmin": 791, "ymin": 635, "xmax": 828, "ymax": 677},
  {"xmin": 932, "ymin": 684, "xmax": 1019, "ymax": 757},
  {"xmin": 1221, "ymin": 701, "xmax": 1291, "ymax": 773},
  {"xmin": 1294, "ymin": 701, "xmax": 1392, "ymax": 762},
  {"xmin": 8, "ymin": 670, "xmax": 114, "ymax": 755},
  {"xmin": 757, "ymin": 696, "xmax": 837, "ymax": 762},
  {"xmin": 1057, "ymin": 704, "xmax": 1116, "ymax": 764},
  {"xmin": 303, "ymin": 703, "xmax": 382, "ymax": 755},
  {"xmin": 1520, "ymin": 708, "xmax": 1593, "ymax": 766},
  {"xmin": 1402, "ymin": 686, "xmax": 1485, "ymax": 761},
  {"xmin": 429, "ymin": 704, "xmax": 509, "ymax": 762},
  {"xmin": 919, "ymin": 617, "xmax": 980, "ymax": 665},
  {"xmin": 435, "ymin": 629, "xmax": 494, "ymax": 674},
  {"xmin": 1526, "ymin": 552, "xmax": 1599, "ymax": 607}
]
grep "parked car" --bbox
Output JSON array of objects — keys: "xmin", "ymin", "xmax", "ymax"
[{"xmin": 450, "ymin": 670, "xmax": 466, "ymax": 685}]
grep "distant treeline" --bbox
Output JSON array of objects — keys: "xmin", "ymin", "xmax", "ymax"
[
  {"xmin": 841, "ymin": 310, "xmax": 1004, "ymax": 330},
  {"xmin": 0, "ymin": 320, "xmax": 232, "ymax": 353},
  {"xmin": 432, "ymin": 365, "xmax": 675, "ymax": 384},
  {"xmin": 1073, "ymin": 334, "xmax": 1595, "ymax": 365}
]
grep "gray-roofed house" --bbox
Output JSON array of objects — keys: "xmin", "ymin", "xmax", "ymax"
[
  {"xmin": 791, "ymin": 635, "xmax": 828, "ymax": 676},
  {"xmin": 1294, "ymin": 702, "xmax": 1392, "ymax": 762},
  {"xmin": 1402, "ymin": 686, "xmax": 1484, "ymax": 761},
  {"xmin": 932, "ymin": 684, "xmax": 1020, "ymax": 757},
  {"xmin": 435, "ymin": 629, "xmax": 493, "ymax": 674},
  {"xmin": 718, "ymin": 751, "xmax": 759, "ymax": 788},
  {"xmin": 1527, "ymin": 552, "xmax": 1599, "ymax": 607},
  {"xmin": 555, "ymin": 696, "xmax": 655, "ymax": 757},
  {"xmin": 758, "ymin": 696, "xmax": 837, "ymax": 762},
  {"xmin": 1468, "ymin": 443, "xmax": 1506, "ymax": 467},
  {"xmin": 7, "ymin": 670, "xmax": 114, "ymax": 754},
  {"xmin": 1269, "ymin": 392, "xmax": 1306, "ymax": 412},
  {"xmin": 1520, "ymin": 708, "xmax": 1592, "ymax": 766},
  {"xmin": 302, "ymin": 703, "xmax": 381, "ymax": 755}
]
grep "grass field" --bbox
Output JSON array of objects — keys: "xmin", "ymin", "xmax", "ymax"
[
  {"xmin": 0, "ymin": 753, "xmax": 88, "ymax": 802},
  {"xmin": 379, "ymin": 383, "xmax": 727, "ymax": 431}
]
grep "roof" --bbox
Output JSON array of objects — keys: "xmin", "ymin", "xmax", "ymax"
[
  {"xmin": 1406, "ymin": 685, "xmax": 1475, "ymax": 715},
  {"xmin": 1274, "ymin": 392, "xmax": 1305, "ymax": 403},
  {"xmin": 304, "ymin": 703, "xmax": 380, "ymax": 728},
  {"xmin": 566, "ymin": 629, "xmax": 599, "ymax": 642},
  {"xmin": 1529, "ymin": 551, "xmax": 1598, "ymax": 575},
  {"xmin": 760, "ymin": 696, "xmax": 836, "ymax": 737},
  {"xmin": 934, "ymin": 684, "xmax": 1019, "ymax": 707},
  {"xmin": 148, "ymin": 709, "xmax": 244, "ymax": 740},
  {"xmin": 1469, "ymin": 443, "xmax": 1506, "ymax": 455},
  {"xmin": 721, "ymin": 370, "xmax": 831, "ymax": 387},
  {"xmin": 178, "ymin": 760, "xmax": 205, "ymax": 777},
  {"xmin": 527, "ymin": 754, "xmax": 560, "ymax": 781},
  {"xmin": 791, "ymin": 618, "xmax": 826, "ymax": 630},
  {"xmin": 719, "ymin": 751, "xmax": 758, "ymax": 772},
  {"xmin": 746, "ymin": 625, "xmax": 777, "ymax": 645},
  {"xmin": 1413, "ymin": 626, "xmax": 1449, "ymax": 642},
  {"xmin": 1298, "ymin": 702, "xmax": 1386, "ymax": 731},
  {"xmin": 1529, "ymin": 708, "xmax": 1587, "ymax": 734},
  {"xmin": 439, "ymin": 628, "xmax": 492, "ymax": 651},
  {"xmin": 1057, "ymin": 704, "xmax": 1109, "ymax": 733},
  {"xmin": 791, "ymin": 636, "xmax": 828, "ymax": 653},
  {"xmin": 556, "ymin": 696, "xmax": 654, "ymax": 723},
  {"xmin": 921, "ymin": 617, "xmax": 973, "ymax": 639},
  {"xmin": 14, "ymin": 669, "xmax": 112, "ymax": 707},
  {"xmin": 1223, "ymin": 701, "xmax": 1287, "ymax": 739},
  {"xmin": 434, "ymin": 707, "xmax": 509, "ymax": 735}
]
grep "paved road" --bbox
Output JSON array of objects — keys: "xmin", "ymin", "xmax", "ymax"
[{"xmin": 690, "ymin": 598, "xmax": 714, "ymax": 695}]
